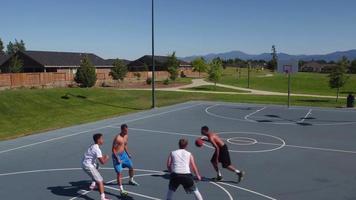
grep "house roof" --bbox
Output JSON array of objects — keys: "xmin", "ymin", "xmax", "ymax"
[
  {"xmin": 105, "ymin": 59, "xmax": 131, "ymax": 66},
  {"xmin": 128, "ymin": 55, "xmax": 191, "ymax": 67},
  {"xmin": 20, "ymin": 50, "xmax": 111, "ymax": 67},
  {"xmin": 0, "ymin": 54, "xmax": 10, "ymax": 66},
  {"xmin": 302, "ymin": 62, "xmax": 323, "ymax": 68}
]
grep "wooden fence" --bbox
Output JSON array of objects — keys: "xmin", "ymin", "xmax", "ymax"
[{"xmin": 0, "ymin": 70, "xmax": 201, "ymax": 88}]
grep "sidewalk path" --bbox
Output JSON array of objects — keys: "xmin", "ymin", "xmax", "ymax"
[{"xmin": 121, "ymin": 79, "xmax": 344, "ymax": 99}]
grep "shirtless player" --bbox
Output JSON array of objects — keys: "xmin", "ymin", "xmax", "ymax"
[
  {"xmin": 112, "ymin": 124, "xmax": 139, "ymax": 196},
  {"xmin": 201, "ymin": 126, "xmax": 245, "ymax": 182}
]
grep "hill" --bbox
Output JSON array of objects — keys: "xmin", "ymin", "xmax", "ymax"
[{"xmin": 181, "ymin": 50, "xmax": 356, "ymax": 62}]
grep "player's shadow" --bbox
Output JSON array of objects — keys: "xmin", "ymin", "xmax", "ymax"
[
  {"xmin": 151, "ymin": 172, "xmax": 240, "ymax": 184},
  {"xmin": 47, "ymin": 181, "xmax": 133, "ymax": 200},
  {"xmin": 47, "ymin": 180, "xmax": 95, "ymax": 200}
]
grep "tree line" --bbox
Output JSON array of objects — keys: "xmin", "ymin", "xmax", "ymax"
[{"xmin": 0, "ymin": 38, "xmax": 26, "ymax": 73}]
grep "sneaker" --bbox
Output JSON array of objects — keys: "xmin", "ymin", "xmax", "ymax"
[
  {"xmin": 89, "ymin": 182, "xmax": 96, "ymax": 190},
  {"xmin": 120, "ymin": 190, "xmax": 129, "ymax": 196},
  {"xmin": 101, "ymin": 197, "xmax": 112, "ymax": 200},
  {"xmin": 237, "ymin": 171, "xmax": 245, "ymax": 183},
  {"xmin": 128, "ymin": 179, "xmax": 140, "ymax": 186},
  {"xmin": 212, "ymin": 175, "xmax": 223, "ymax": 182}
]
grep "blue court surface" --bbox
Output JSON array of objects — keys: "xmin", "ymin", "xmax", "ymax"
[{"xmin": 1, "ymin": 101, "xmax": 356, "ymax": 200}]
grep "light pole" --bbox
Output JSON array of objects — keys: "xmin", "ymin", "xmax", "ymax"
[
  {"xmin": 151, "ymin": 0, "xmax": 156, "ymax": 108},
  {"xmin": 247, "ymin": 62, "xmax": 251, "ymax": 88}
]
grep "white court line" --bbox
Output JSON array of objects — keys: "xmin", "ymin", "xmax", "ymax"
[
  {"xmin": 0, "ymin": 167, "xmax": 277, "ymax": 200},
  {"xmin": 257, "ymin": 141, "xmax": 356, "ymax": 154},
  {"xmin": 126, "ymin": 127, "xmax": 200, "ymax": 138},
  {"xmin": 70, "ymin": 172, "xmax": 164, "ymax": 200},
  {"xmin": 218, "ymin": 182, "xmax": 277, "ymax": 200},
  {"xmin": 129, "ymin": 128, "xmax": 356, "ymax": 155},
  {"xmin": 298, "ymin": 109, "xmax": 312, "ymax": 123},
  {"xmin": 105, "ymin": 186, "xmax": 161, "ymax": 200},
  {"xmin": 68, "ymin": 190, "xmax": 91, "ymax": 200},
  {"xmin": 244, "ymin": 106, "xmax": 267, "ymax": 122},
  {"xmin": 0, "ymin": 126, "xmax": 110, "ymax": 154},
  {"xmin": 0, "ymin": 103, "xmax": 203, "ymax": 154},
  {"xmin": 209, "ymin": 181, "xmax": 234, "ymax": 200},
  {"xmin": 0, "ymin": 168, "xmax": 163, "ymax": 177}
]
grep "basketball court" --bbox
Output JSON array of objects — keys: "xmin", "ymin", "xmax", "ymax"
[{"xmin": 1, "ymin": 101, "xmax": 356, "ymax": 200}]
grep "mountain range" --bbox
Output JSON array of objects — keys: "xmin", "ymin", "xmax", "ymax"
[{"xmin": 181, "ymin": 49, "xmax": 356, "ymax": 62}]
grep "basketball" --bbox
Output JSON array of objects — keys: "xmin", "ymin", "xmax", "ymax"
[{"xmin": 195, "ymin": 138, "xmax": 204, "ymax": 147}]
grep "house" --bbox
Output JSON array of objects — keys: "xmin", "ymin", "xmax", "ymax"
[
  {"xmin": 0, "ymin": 50, "xmax": 116, "ymax": 74},
  {"xmin": 127, "ymin": 55, "xmax": 191, "ymax": 71},
  {"xmin": 0, "ymin": 53, "xmax": 10, "ymax": 68},
  {"xmin": 300, "ymin": 62, "xmax": 324, "ymax": 72},
  {"xmin": 300, "ymin": 61, "xmax": 337, "ymax": 73}
]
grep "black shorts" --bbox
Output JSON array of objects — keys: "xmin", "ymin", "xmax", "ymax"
[
  {"xmin": 169, "ymin": 173, "xmax": 196, "ymax": 193},
  {"xmin": 211, "ymin": 144, "xmax": 231, "ymax": 168}
]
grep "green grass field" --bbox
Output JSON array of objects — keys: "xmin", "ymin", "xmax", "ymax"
[
  {"xmin": 0, "ymin": 88, "xmax": 347, "ymax": 140},
  {"xmin": 183, "ymin": 85, "xmax": 249, "ymax": 93},
  {"xmin": 219, "ymin": 67, "xmax": 356, "ymax": 96}
]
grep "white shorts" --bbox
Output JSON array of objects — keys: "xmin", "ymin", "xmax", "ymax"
[{"xmin": 83, "ymin": 167, "xmax": 103, "ymax": 182}]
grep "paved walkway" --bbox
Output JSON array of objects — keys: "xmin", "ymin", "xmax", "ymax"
[{"xmin": 122, "ymin": 79, "xmax": 344, "ymax": 99}]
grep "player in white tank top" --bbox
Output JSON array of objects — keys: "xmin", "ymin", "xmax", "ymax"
[
  {"xmin": 170, "ymin": 149, "xmax": 191, "ymax": 174},
  {"xmin": 165, "ymin": 139, "xmax": 203, "ymax": 200}
]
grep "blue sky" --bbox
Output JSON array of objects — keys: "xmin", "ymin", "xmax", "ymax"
[{"xmin": 1, "ymin": 0, "xmax": 356, "ymax": 60}]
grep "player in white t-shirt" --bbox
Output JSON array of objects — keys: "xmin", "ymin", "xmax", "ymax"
[
  {"xmin": 82, "ymin": 133, "xmax": 111, "ymax": 200},
  {"xmin": 165, "ymin": 139, "xmax": 203, "ymax": 200}
]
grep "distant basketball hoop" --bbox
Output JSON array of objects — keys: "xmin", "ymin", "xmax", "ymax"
[
  {"xmin": 277, "ymin": 60, "xmax": 298, "ymax": 108},
  {"xmin": 283, "ymin": 65, "xmax": 293, "ymax": 74},
  {"xmin": 277, "ymin": 60, "xmax": 298, "ymax": 74}
]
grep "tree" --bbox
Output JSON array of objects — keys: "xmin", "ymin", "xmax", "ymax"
[
  {"xmin": 268, "ymin": 45, "xmax": 278, "ymax": 71},
  {"xmin": 208, "ymin": 59, "xmax": 223, "ymax": 88},
  {"xmin": 192, "ymin": 57, "xmax": 207, "ymax": 77},
  {"xmin": 0, "ymin": 38, "xmax": 4, "ymax": 54},
  {"xmin": 8, "ymin": 55, "xmax": 24, "ymax": 73},
  {"xmin": 166, "ymin": 52, "xmax": 179, "ymax": 81},
  {"xmin": 74, "ymin": 56, "xmax": 97, "ymax": 87},
  {"xmin": 350, "ymin": 59, "xmax": 356, "ymax": 74},
  {"xmin": 109, "ymin": 59, "xmax": 128, "ymax": 82},
  {"xmin": 298, "ymin": 60, "xmax": 306, "ymax": 70},
  {"xmin": 6, "ymin": 39, "xmax": 26, "ymax": 54},
  {"xmin": 329, "ymin": 56, "xmax": 349, "ymax": 102}
]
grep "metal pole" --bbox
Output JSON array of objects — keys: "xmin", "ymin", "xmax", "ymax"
[
  {"xmin": 247, "ymin": 62, "xmax": 251, "ymax": 88},
  {"xmin": 151, "ymin": 0, "xmax": 156, "ymax": 108},
  {"xmin": 288, "ymin": 72, "xmax": 291, "ymax": 108}
]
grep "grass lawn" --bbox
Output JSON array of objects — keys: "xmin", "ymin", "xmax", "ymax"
[
  {"xmin": 219, "ymin": 67, "xmax": 356, "ymax": 97},
  {"xmin": 0, "ymin": 87, "xmax": 347, "ymax": 140},
  {"xmin": 156, "ymin": 77, "xmax": 192, "ymax": 84},
  {"xmin": 183, "ymin": 85, "xmax": 249, "ymax": 93}
]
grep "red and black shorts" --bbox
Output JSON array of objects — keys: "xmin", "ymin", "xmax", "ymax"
[
  {"xmin": 169, "ymin": 173, "xmax": 197, "ymax": 193},
  {"xmin": 211, "ymin": 144, "xmax": 231, "ymax": 168}
]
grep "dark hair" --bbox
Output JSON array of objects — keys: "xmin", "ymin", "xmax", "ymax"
[
  {"xmin": 121, "ymin": 124, "xmax": 128, "ymax": 130},
  {"xmin": 201, "ymin": 126, "xmax": 209, "ymax": 131},
  {"xmin": 179, "ymin": 139, "xmax": 188, "ymax": 149},
  {"xmin": 93, "ymin": 133, "xmax": 103, "ymax": 143}
]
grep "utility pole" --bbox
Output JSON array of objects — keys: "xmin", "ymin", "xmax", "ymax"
[
  {"xmin": 287, "ymin": 71, "xmax": 291, "ymax": 108},
  {"xmin": 151, "ymin": 0, "xmax": 156, "ymax": 108},
  {"xmin": 247, "ymin": 62, "xmax": 251, "ymax": 88}
]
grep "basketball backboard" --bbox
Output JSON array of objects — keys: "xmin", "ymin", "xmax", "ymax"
[{"xmin": 277, "ymin": 60, "xmax": 299, "ymax": 74}]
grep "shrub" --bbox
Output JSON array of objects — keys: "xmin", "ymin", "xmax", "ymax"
[
  {"xmin": 110, "ymin": 59, "xmax": 128, "ymax": 82},
  {"xmin": 74, "ymin": 56, "xmax": 97, "ymax": 87},
  {"xmin": 163, "ymin": 78, "xmax": 170, "ymax": 85},
  {"xmin": 146, "ymin": 77, "xmax": 152, "ymax": 85},
  {"xmin": 134, "ymin": 72, "xmax": 141, "ymax": 80}
]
